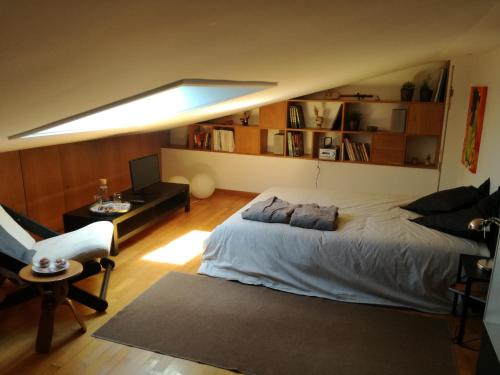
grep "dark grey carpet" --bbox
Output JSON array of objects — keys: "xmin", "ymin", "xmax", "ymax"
[{"xmin": 93, "ymin": 272, "xmax": 456, "ymax": 375}]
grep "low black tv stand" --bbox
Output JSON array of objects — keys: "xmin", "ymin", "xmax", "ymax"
[{"xmin": 63, "ymin": 182, "xmax": 190, "ymax": 255}]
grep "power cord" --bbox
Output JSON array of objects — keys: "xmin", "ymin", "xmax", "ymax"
[{"xmin": 315, "ymin": 159, "xmax": 321, "ymax": 188}]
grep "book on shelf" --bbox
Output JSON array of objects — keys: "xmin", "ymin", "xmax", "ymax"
[
  {"xmin": 434, "ymin": 67, "xmax": 448, "ymax": 103},
  {"xmin": 331, "ymin": 104, "xmax": 343, "ymax": 130},
  {"xmin": 343, "ymin": 138, "xmax": 370, "ymax": 162},
  {"xmin": 361, "ymin": 143, "xmax": 370, "ymax": 161},
  {"xmin": 193, "ymin": 128, "xmax": 211, "ymax": 150},
  {"xmin": 213, "ymin": 129, "xmax": 235, "ymax": 152},
  {"xmin": 288, "ymin": 104, "xmax": 305, "ymax": 128},
  {"xmin": 287, "ymin": 132, "xmax": 304, "ymax": 157}
]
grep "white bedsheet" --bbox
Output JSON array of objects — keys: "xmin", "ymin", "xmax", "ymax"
[{"xmin": 198, "ymin": 187, "xmax": 489, "ymax": 313}]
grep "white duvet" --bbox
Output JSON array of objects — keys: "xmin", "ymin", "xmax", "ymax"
[{"xmin": 198, "ymin": 187, "xmax": 488, "ymax": 313}]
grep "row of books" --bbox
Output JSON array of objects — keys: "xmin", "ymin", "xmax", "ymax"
[
  {"xmin": 192, "ymin": 129, "xmax": 211, "ymax": 150},
  {"xmin": 434, "ymin": 67, "xmax": 448, "ymax": 103},
  {"xmin": 288, "ymin": 105, "xmax": 306, "ymax": 128},
  {"xmin": 287, "ymin": 132, "xmax": 304, "ymax": 157},
  {"xmin": 213, "ymin": 129, "xmax": 235, "ymax": 152},
  {"xmin": 342, "ymin": 138, "xmax": 370, "ymax": 162}
]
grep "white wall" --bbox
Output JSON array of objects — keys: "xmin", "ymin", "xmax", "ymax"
[
  {"xmin": 440, "ymin": 47, "xmax": 500, "ymax": 191},
  {"xmin": 162, "ymin": 148, "xmax": 438, "ymax": 196}
]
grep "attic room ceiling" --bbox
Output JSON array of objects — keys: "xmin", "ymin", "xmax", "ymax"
[{"xmin": 1, "ymin": 0, "xmax": 500, "ymax": 152}]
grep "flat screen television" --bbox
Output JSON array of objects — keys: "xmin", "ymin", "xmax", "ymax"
[{"xmin": 129, "ymin": 154, "xmax": 161, "ymax": 194}]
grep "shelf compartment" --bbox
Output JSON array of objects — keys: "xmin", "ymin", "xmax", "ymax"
[{"xmin": 405, "ymin": 135, "xmax": 440, "ymax": 167}]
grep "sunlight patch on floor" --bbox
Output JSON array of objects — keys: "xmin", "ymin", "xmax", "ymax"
[{"xmin": 141, "ymin": 230, "xmax": 211, "ymax": 265}]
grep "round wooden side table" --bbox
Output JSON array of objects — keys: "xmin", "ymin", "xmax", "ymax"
[{"xmin": 19, "ymin": 260, "xmax": 86, "ymax": 353}]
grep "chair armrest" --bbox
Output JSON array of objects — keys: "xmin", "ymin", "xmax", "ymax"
[{"xmin": 1, "ymin": 205, "xmax": 59, "ymax": 239}]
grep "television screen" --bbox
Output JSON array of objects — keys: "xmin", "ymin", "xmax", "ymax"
[{"xmin": 129, "ymin": 154, "xmax": 161, "ymax": 193}]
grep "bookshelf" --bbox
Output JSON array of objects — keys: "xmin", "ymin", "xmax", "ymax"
[{"xmin": 172, "ymin": 97, "xmax": 444, "ymax": 169}]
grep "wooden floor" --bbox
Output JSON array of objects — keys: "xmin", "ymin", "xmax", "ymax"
[{"xmin": 0, "ymin": 190, "xmax": 482, "ymax": 375}]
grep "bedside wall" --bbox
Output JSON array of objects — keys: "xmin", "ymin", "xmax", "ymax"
[{"xmin": 161, "ymin": 148, "xmax": 439, "ymax": 196}]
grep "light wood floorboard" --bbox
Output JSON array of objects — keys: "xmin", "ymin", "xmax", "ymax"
[{"xmin": 0, "ymin": 190, "xmax": 480, "ymax": 375}]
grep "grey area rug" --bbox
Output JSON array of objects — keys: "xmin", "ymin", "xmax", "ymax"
[{"xmin": 93, "ymin": 272, "xmax": 456, "ymax": 375}]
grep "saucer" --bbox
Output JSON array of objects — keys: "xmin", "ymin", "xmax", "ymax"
[{"xmin": 32, "ymin": 261, "xmax": 69, "ymax": 275}]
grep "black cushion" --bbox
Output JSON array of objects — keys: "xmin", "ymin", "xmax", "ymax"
[
  {"xmin": 411, "ymin": 188, "xmax": 499, "ymax": 240},
  {"xmin": 401, "ymin": 178, "xmax": 490, "ymax": 215}
]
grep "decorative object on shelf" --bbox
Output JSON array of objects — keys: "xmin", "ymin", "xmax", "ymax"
[
  {"xmin": 468, "ymin": 217, "xmax": 500, "ymax": 271},
  {"xmin": 367, "ymin": 126, "xmax": 378, "ymax": 132},
  {"xmin": 401, "ymin": 81, "xmax": 415, "ymax": 102},
  {"xmin": 419, "ymin": 76, "xmax": 433, "ymax": 102},
  {"xmin": 191, "ymin": 173, "xmax": 215, "ymax": 199},
  {"xmin": 411, "ymin": 157, "xmax": 419, "ymax": 165},
  {"xmin": 240, "ymin": 111, "xmax": 250, "ymax": 126},
  {"xmin": 313, "ymin": 106, "xmax": 324, "ymax": 128},
  {"xmin": 462, "ymin": 86, "xmax": 488, "ymax": 174},
  {"xmin": 168, "ymin": 176, "xmax": 190, "ymax": 185},
  {"xmin": 273, "ymin": 132, "xmax": 285, "ymax": 155},
  {"xmin": 425, "ymin": 155, "xmax": 431, "ymax": 166},
  {"xmin": 347, "ymin": 110, "xmax": 362, "ymax": 131},
  {"xmin": 324, "ymin": 91, "xmax": 379, "ymax": 101},
  {"xmin": 323, "ymin": 137, "xmax": 333, "ymax": 148},
  {"xmin": 391, "ymin": 108, "xmax": 407, "ymax": 132}
]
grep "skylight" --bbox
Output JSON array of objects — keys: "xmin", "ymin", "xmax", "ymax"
[{"xmin": 9, "ymin": 79, "xmax": 275, "ymax": 139}]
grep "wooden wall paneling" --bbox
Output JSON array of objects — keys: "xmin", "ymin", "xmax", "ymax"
[
  {"xmin": 141, "ymin": 131, "xmax": 169, "ymax": 154},
  {"xmin": 0, "ymin": 151, "xmax": 27, "ymax": 213},
  {"xmin": 118, "ymin": 135, "xmax": 144, "ymax": 191},
  {"xmin": 59, "ymin": 141, "xmax": 100, "ymax": 212},
  {"xmin": 20, "ymin": 146, "xmax": 65, "ymax": 231},
  {"xmin": 91, "ymin": 137, "xmax": 122, "ymax": 197}
]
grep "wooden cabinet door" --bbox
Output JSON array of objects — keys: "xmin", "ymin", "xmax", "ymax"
[
  {"xmin": 259, "ymin": 101, "xmax": 287, "ymax": 129},
  {"xmin": 371, "ymin": 133, "xmax": 405, "ymax": 165},
  {"xmin": 235, "ymin": 126, "xmax": 260, "ymax": 155},
  {"xmin": 407, "ymin": 103, "xmax": 444, "ymax": 136}
]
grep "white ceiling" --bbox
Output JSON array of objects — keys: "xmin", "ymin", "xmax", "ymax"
[{"xmin": 1, "ymin": 0, "xmax": 500, "ymax": 152}]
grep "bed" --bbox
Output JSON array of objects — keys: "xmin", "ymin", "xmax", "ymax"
[{"xmin": 198, "ymin": 187, "xmax": 489, "ymax": 313}]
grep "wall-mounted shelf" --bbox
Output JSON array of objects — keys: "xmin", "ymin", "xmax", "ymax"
[{"xmin": 167, "ymin": 97, "xmax": 445, "ymax": 169}]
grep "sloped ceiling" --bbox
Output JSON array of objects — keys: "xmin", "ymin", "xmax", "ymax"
[{"xmin": 1, "ymin": 0, "xmax": 500, "ymax": 152}]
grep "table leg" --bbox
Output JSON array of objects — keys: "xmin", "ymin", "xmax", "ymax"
[
  {"xmin": 457, "ymin": 278, "xmax": 472, "ymax": 345},
  {"xmin": 64, "ymin": 298, "xmax": 87, "ymax": 332},
  {"xmin": 111, "ymin": 227, "xmax": 119, "ymax": 255},
  {"xmin": 36, "ymin": 289, "xmax": 56, "ymax": 353},
  {"xmin": 452, "ymin": 256, "xmax": 463, "ymax": 315}
]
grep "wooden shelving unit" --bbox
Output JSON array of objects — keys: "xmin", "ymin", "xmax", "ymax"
[{"xmin": 169, "ymin": 96, "xmax": 445, "ymax": 169}]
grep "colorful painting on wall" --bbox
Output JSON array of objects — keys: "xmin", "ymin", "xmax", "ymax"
[{"xmin": 462, "ymin": 86, "xmax": 488, "ymax": 173}]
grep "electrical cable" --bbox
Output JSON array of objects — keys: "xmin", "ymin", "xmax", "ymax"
[{"xmin": 315, "ymin": 159, "xmax": 320, "ymax": 188}]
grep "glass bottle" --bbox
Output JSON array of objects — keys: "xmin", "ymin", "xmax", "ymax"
[{"xmin": 98, "ymin": 178, "xmax": 109, "ymax": 202}]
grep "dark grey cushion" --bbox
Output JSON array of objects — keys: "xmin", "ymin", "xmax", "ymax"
[
  {"xmin": 401, "ymin": 178, "xmax": 490, "ymax": 215},
  {"xmin": 410, "ymin": 188, "xmax": 499, "ymax": 241},
  {"xmin": 0, "ymin": 225, "xmax": 36, "ymax": 263}
]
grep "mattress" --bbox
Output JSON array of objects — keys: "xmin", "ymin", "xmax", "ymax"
[{"xmin": 198, "ymin": 187, "xmax": 488, "ymax": 313}]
